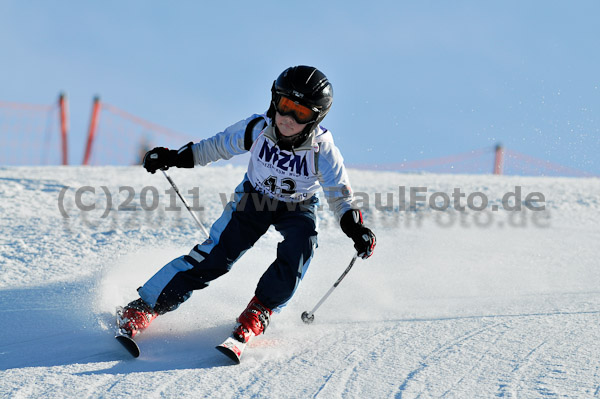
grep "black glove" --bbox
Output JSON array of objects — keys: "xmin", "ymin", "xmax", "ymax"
[
  {"xmin": 142, "ymin": 142, "xmax": 195, "ymax": 174},
  {"xmin": 340, "ymin": 209, "xmax": 376, "ymax": 259}
]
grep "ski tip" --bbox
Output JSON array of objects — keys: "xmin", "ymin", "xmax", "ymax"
[
  {"xmin": 115, "ymin": 334, "xmax": 141, "ymax": 358},
  {"xmin": 216, "ymin": 337, "xmax": 246, "ymax": 364},
  {"xmin": 216, "ymin": 344, "xmax": 241, "ymax": 364}
]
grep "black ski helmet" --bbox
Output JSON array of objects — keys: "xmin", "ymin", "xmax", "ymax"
[{"xmin": 268, "ymin": 66, "xmax": 333, "ymax": 149}]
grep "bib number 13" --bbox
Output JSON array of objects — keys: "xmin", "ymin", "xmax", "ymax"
[{"xmin": 262, "ymin": 176, "xmax": 296, "ymax": 195}]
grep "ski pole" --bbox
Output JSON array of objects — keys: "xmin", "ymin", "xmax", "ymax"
[
  {"xmin": 301, "ymin": 252, "xmax": 359, "ymax": 324},
  {"xmin": 161, "ymin": 169, "xmax": 210, "ymax": 238}
]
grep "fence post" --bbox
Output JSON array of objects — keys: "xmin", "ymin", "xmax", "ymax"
[
  {"xmin": 58, "ymin": 93, "xmax": 69, "ymax": 165},
  {"xmin": 83, "ymin": 96, "xmax": 101, "ymax": 165},
  {"xmin": 493, "ymin": 143, "xmax": 504, "ymax": 175}
]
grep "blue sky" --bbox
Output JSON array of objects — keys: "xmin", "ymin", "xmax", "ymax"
[{"xmin": 1, "ymin": 1, "xmax": 599, "ymax": 174}]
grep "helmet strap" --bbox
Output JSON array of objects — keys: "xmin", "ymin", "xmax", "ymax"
[{"xmin": 273, "ymin": 123, "xmax": 312, "ymax": 153}]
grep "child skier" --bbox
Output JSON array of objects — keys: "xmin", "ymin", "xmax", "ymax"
[{"xmin": 118, "ymin": 65, "xmax": 376, "ymax": 345}]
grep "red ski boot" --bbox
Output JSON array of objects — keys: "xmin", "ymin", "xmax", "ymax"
[
  {"xmin": 233, "ymin": 296, "xmax": 273, "ymax": 343},
  {"xmin": 117, "ymin": 298, "xmax": 158, "ymax": 338}
]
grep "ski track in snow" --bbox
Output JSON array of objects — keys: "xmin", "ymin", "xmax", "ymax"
[{"xmin": 1, "ymin": 166, "xmax": 599, "ymax": 398}]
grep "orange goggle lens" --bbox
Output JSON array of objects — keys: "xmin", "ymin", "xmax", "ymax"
[{"xmin": 276, "ymin": 97, "xmax": 317, "ymax": 124}]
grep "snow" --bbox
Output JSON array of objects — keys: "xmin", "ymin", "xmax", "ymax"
[{"xmin": 1, "ymin": 165, "xmax": 599, "ymax": 398}]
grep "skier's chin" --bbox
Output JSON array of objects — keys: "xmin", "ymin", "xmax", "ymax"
[{"xmin": 278, "ymin": 126, "xmax": 300, "ymax": 137}]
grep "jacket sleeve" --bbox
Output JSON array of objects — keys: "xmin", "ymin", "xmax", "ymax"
[
  {"xmin": 317, "ymin": 141, "xmax": 356, "ymax": 221},
  {"xmin": 191, "ymin": 114, "xmax": 266, "ymax": 166}
]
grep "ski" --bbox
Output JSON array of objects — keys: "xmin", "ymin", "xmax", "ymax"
[
  {"xmin": 216, "ymin": 336, "xmax": 248, "ymax": 364},
  {"xmin": 115, "ymin": 333, "xmax": 140, "ymax": 358},
  {"xmin": 115, "ymin": 306, "xmax": 141, "ymax": 358}
]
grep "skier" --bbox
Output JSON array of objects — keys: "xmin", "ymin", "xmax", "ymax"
[{"xmin": 118, "ymin": 65, "xmax": 376, "ymax": 346}]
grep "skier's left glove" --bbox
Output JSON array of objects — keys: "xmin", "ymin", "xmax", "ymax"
[
  {"xmin": 340, "ymin": 209, "xmax": 376, "ymax": 259},
  {"xmin": 142, "ymin": 142, "xmax": 195, "ymax": 174}
]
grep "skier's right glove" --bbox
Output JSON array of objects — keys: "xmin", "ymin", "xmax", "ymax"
[
  {"xmin": 142, "ymin": 142, "xmax": 195, "ymax": 174},
  {"xmin": 340, "ymin": 209, "xmax": 376, "ymax": 259}
]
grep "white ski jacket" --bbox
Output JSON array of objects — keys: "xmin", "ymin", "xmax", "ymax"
[{"xmin": 190, "ymin": 114, "xmax": 355, "ymax": 221}]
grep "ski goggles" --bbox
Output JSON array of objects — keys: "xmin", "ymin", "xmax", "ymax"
[{"xmin": 274, "ymin": 96, "xmax": 319, "ymax": 124}]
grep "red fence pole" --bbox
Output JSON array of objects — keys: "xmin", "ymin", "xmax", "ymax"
[
  {"xmin": 58, "ymin": 93, "xmax": 69, "ymax": 165},
  {"xmin": 493, "ymin": 144, "xmax": 504, "ymax": 175},
  {"xmin": 83, "ymin": 96, "xmax": 101, "ymax": 165}
]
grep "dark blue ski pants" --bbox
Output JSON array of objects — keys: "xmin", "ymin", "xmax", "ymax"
[{"xmin": 138, "ymin": 179, "xmax": 319, "ymax": 314}]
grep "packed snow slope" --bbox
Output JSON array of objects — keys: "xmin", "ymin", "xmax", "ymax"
[{"xmin": 1, "ymin": 165, "xmax": 599, "ymax": 398}]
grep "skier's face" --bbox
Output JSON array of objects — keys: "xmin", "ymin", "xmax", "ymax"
[{"xmin": 275, "ymin": 112, "xmax": 307, "ymax": 137}]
